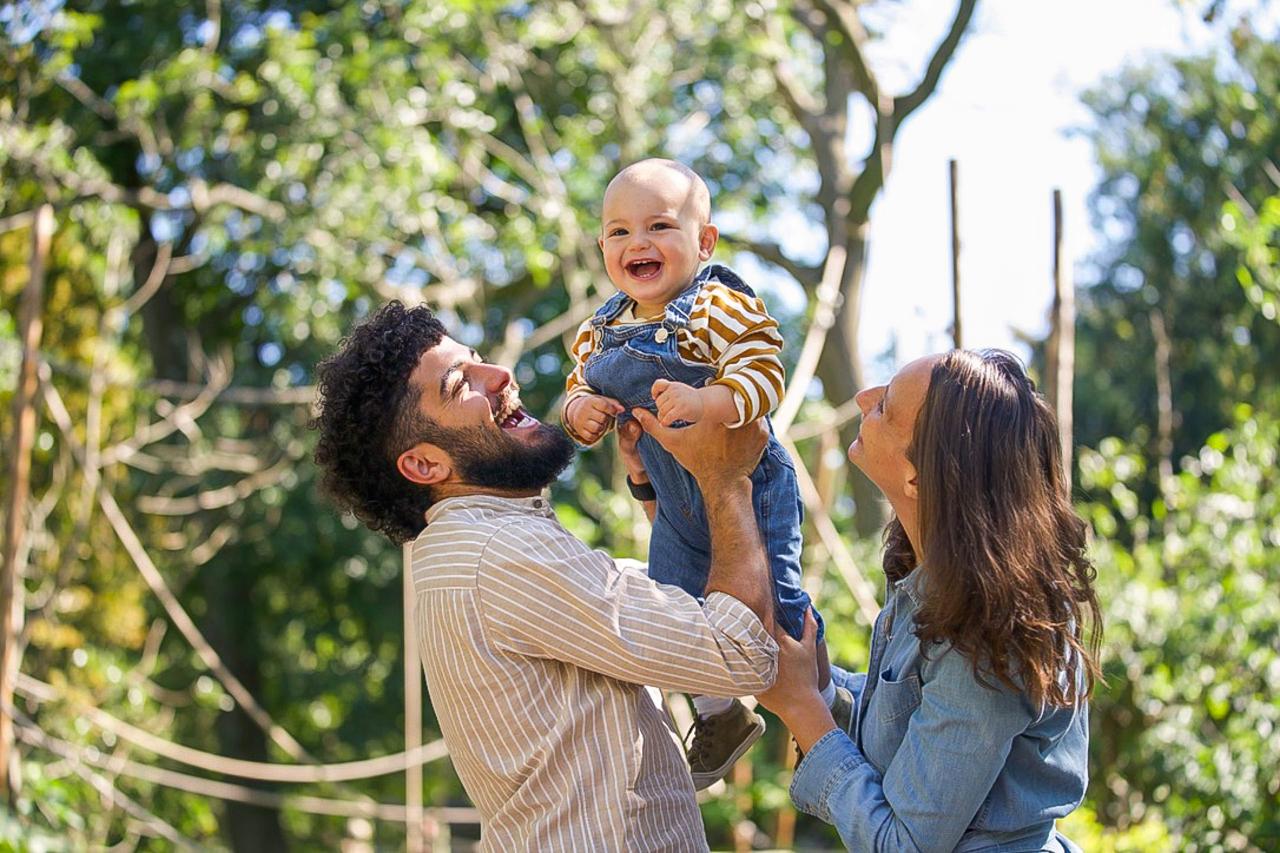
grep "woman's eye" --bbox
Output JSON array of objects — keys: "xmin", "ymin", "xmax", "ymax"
[{"xmin": 875, "ymin": 397, "xmax": 885, "ymax": 414}]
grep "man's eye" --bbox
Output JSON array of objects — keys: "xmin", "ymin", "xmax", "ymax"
[{"xmin": 875, "ymin": 397, "xmax": 885, "ymax": 414}]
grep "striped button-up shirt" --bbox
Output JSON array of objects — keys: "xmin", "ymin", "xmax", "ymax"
[
  {"xmin": 564, "ymin": 279, "xmax": 786, "ymax": 442},
  {"xmin": 410, "ymin": 494, "xmax": 778, "ymax": 852}
]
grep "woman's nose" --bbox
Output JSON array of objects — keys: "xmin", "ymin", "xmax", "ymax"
[{"xmin": 855, "ymin": 386, "xmax": 877, "ymax": 414}]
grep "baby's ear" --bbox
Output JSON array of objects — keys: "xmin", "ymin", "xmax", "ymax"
[{"xmin": 698, "ymin": 223, "xmax": 719, "ymax": 260}]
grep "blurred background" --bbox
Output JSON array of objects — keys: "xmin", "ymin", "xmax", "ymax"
[{"xmin": 1, "ymin": 0, "xmax": 1277, "ymax": 849}]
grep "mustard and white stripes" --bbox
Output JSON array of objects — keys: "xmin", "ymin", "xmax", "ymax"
[
  {"xmin": 564, "ymin": 279, "xmax": 786, "ymax": 439},
  {"xmin": 410, "ymin": 494, "xmax": 777, "ymax": 852}
]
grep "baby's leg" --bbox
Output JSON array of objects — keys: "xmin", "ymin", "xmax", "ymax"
[{"xmin": 817, "ymin": 637, "xmax": 831, "ymax": 690}]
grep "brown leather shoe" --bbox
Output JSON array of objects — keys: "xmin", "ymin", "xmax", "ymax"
[{"xmin": 687, "ymin": 699, "xmax": 766, "ymax": 790}]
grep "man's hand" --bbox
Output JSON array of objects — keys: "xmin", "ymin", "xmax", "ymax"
[
  {"xmin": 631, "ymin": 404, "xmax": 767, "ymax": 488},
  {"xmin": 652, "ymin": 379, "xmax": 705, "ymax": 426},
  {"xmin": 565, "ymin": 394, "xmax": 624, "ymax": 444}
]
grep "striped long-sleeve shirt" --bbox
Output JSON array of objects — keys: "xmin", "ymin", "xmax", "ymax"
[
  {"xmin": 411, "ymin": 494, "xmax": 778, "ymax": 852},
  {"xmin": 564, "ymin": 280, "xmax": 786, "ymax": 444}
]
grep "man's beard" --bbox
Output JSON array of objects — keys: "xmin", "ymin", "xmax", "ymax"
[{"xmin": 430, "ymin": 419, "xmax": 574, "ymax": 492}]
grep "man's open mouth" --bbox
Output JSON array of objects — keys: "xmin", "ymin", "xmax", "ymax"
[
  {"xmin": 625, "ymin": 259, "xmax": 663, "ymax": 280},
  {"xmin": 494, "ymin": 404, "xmax": 537, "ymax": 431}
]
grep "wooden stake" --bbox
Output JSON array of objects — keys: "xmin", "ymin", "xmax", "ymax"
[
  {"xmin": 1050, "ymin": 189, "xmax": 1075, "ymax": 488},
  {"xmin": 949, "ymin": 159, "xmax": 962, "ymax": 350},
  {"xmin": 403, "ymin": 541, "xmax": 424, "ymax": 853},
  {"xmin": 0, "ymin": 203, "xmax": 53, "ymax": 799}
]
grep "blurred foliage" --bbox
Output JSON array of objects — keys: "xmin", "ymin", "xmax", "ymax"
[
  {"xmin": 1081, "ymin": 408, "xmax": 1280, "ymax": 849},
  {"xmin": 0, "ymin": 0, "xmax": 1277, "ymax": 851},
  {"xmin": 1068, "ymin": 21, "xmax": 1280, "ymax": 505}
]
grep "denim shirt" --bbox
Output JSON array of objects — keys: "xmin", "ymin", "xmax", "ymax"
[{"xmin": 795, "ymin": 570, "xmax": 1089, "ymax": 852}]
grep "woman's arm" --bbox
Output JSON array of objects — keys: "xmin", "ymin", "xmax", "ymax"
[{"xmin": 788, "ymin": 647, "xmax": 1034, "ymax": 853}]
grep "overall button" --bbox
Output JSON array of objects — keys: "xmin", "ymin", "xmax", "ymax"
[{"xmin": 654, "ymin": 328, "xmax": 669, "ymax": 343}]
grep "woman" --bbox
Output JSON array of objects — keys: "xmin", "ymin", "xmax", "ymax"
[{"xmin": 757, "ymin": 350, "xmax": 1102, "ymax": 852}]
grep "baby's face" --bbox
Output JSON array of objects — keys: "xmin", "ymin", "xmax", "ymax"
[{"xmin": 598, "ymin": 169, "xmax": 716, "ymax": 316}]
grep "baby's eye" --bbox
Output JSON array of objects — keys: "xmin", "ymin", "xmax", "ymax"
[
  {"xmin": 609, "ymin": 228, "xmax": 628, "ymax": 237},
  {"xmin": 651, "ymin": 222, "xmax": 672, "ymax": 230}
]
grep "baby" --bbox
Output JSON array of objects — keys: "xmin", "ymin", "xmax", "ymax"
[{"xmin": 562, "ymin": 159, "xmax": 838, "ymax": 790}]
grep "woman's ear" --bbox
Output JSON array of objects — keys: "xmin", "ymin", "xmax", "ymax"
[
  {"xmin": 902, "ymin": 462, "xmax": 919, "ymax": 501},
  {"xmin": 397, "ymin": 443, "xmax": 452, "ymax": 487}
]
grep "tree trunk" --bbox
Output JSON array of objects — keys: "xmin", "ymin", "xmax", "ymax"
[
  {"xmin": 204, "ymin": 563, "xmax": 289, "ymax": 853},
  {"xmin": 135, "ymin": 233, "xmax": 287, "ymax": 850},
  {"xmin": 814, "ymin": 229, "xmax": 886, "ymax": 537}
]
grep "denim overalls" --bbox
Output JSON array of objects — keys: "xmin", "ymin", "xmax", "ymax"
[{"xmin": 582, "ymin": 265, "xmax": 822, "ymax": 642}]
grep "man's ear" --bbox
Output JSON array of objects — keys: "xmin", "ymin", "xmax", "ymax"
[
  {"xmin": 397, "ymin": 442, "xmax": 453, "ymax": 487},
  {"xmin": 698, "ymin": 223, "xmax": 719, "ymax": 260}
]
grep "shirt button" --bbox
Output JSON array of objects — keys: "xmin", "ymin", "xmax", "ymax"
[
  {"xmin": 654, "ymin": 328, "xmax": 669, "ymax": 343},
  {"xmin": 532, "ymin": 498, "xmax": 545, "ymax": 509}
]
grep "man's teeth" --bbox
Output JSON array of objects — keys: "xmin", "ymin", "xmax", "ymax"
[{"xmin": 498, "ymin": 409, "xmax": 535, "ymax": 429}]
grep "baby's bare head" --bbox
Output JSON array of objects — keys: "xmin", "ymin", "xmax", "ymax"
[{"xmin": 603, "ymin": 158, "xmax": 711, "ymax": 227}]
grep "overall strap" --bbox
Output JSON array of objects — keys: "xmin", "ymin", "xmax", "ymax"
[
  {"xmin": 694, "ymin": 263, "xmax": 757, "ymax": 299},
  {"xmin": 590, "ymin": 290, "xmax": 635, "ymax": 327}
]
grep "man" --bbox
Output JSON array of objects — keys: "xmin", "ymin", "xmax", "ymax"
[{"xmin": 311, "ymin": 301, "xmax": 778, "ymax": 851}]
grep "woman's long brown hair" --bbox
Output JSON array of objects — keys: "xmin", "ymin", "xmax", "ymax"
[{"xmin": 882, "ymin": 349, "xmax": 1102, "ymax": 709}]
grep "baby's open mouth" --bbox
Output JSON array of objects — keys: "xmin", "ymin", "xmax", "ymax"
[{"xmin": 625, "ymin": 259, "xmax": 663, "ymax": 280}]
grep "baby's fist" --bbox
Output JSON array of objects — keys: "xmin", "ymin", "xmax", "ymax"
[
  {"xmin": 651, "ymin": 380, "xmax": 704, "ymax": 427},
  {"xmin": 566, "ymin": 394, "xmax": 624, "ymax": 442}
]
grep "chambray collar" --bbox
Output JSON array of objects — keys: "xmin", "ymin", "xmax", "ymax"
[
  {"xmin": 893, "ymin": 566, "xmax": 926, "ymax": 608},
  {"xmin": 423, "ymin": 492, "xmax": 555, "ymax": 525}
]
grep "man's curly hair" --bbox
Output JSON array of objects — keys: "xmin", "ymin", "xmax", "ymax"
[{"xmin": 311, "ymin": 301, "xmax": 446, "ymax": 545}]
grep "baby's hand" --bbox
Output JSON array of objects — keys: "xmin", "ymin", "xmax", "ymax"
[
  {"xmin": 652, "ymin": 379, "xmax": 704, "ymax": 426},
  {"xmin": 566, "ymin": 394, "xmax": 624, "ymax": 443}
]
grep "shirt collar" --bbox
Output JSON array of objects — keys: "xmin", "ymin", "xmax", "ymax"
[
  {"xmin": 892, "ymin": 566, "xmax": 925, "ymax": 608},
  {"xmin": 423, "ymin": 492, "xmax": 555, "ymax": 526}
]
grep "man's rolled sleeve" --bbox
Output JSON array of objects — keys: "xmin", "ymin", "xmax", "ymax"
[
  {"xmin": 702, "ymin": 591, "xmax": 778, "ymax": 694},
  {"xmin": 476, "ymin": 522, "xmax": 777, "ymax": 697}
]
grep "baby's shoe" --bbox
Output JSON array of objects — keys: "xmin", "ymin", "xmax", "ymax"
[{"xmin": 687, "ymin": 698, "xmax": 765, "ymax": 790}]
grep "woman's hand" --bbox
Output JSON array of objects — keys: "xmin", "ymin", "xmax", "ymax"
[{"xmin": 756, "ymin": 609, "xmax": 838, "ymax": 754}]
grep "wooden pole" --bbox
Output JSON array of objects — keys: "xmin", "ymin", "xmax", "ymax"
[
  {"xmin": 949, "ymin": 159, "xmax": 962, "ymax": 349},
  {"xmin": 0, "ymin": 203, "xmax": 54, "ymax": 799},
  {"xmin": 403, "ymin": 541, "xmax": 424, "ymax": 853},
  {"xmin": 1050, "ymin": 189, "xmax": 1075, "ymax": 488}
]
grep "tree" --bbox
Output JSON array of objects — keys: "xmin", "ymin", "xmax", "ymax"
[{"xmin": 1067, "ymin": 22, "xmax": 1280, "ymax": 525}]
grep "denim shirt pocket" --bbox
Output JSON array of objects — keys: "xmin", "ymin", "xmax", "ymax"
[{"xmin": 862, "ymin": 669, "xmax": 923, "ymax": 773}]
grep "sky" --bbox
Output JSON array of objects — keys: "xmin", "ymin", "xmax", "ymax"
[{"xmin": 747, "ymin": 0, "xmax": 1228, "ymax": 385}]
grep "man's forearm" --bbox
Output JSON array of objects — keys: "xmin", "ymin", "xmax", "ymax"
[{"xmin": 702, "ymin": 477, "xmax": 774, "ymax": 631}]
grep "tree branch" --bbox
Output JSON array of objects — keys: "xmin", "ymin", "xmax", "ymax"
[
  {"xmin": 762, "ymin": 14, "xmax": 829, "ymax": 149},
  {"xmin": 893, "ymin": 0, "xmax": 978, "ymax": 120},
  {"xmin": 812, "ymin": 0, "xmax": 882, "ymax": 108},
  {"xmin": 721, "ymin": 234, "xmax": 823, "ymax": 289}
]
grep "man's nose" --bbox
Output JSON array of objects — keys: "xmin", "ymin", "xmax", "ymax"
[{"xmin": 479, "ymin": 363, "xmax": 513, "ymax": 395}]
